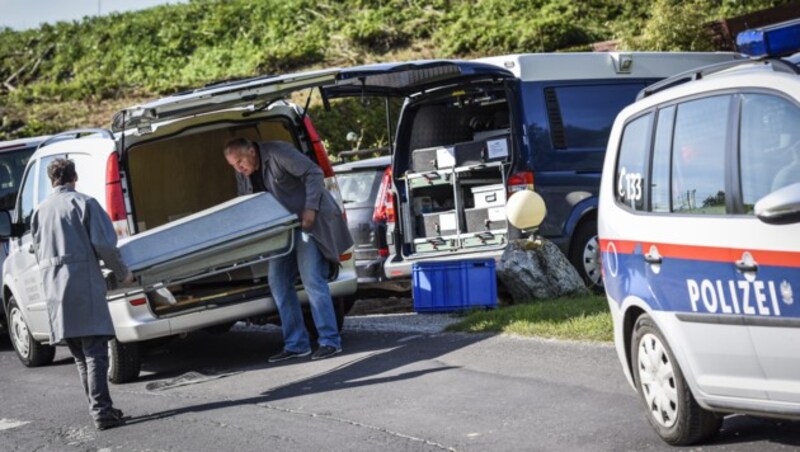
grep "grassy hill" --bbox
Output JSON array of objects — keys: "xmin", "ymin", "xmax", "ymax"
[{"xmin": 0, "ymin": 0, "xmax": 790, "ymax": 153}]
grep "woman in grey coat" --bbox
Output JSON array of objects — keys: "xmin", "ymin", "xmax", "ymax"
[{"xmin": 31, "ymin": 158, "xmax": 133, "ymax": 430}]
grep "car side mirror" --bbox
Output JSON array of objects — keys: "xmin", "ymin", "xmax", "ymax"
[
  {"xmin": 755, "ymin": 182, "xmax": 800, "ymax": 225},
  {"xmin": 0, "ymin": 210, "xmax": 15, "ymax": 239}
]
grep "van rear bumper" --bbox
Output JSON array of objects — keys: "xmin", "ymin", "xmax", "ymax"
[
  {"xmin": 109, "ymin": 296, "xmax": 276, "ymax": 342},
  {"xmin": 383, "ymin": 249, "xmax": 504, "ymax": 279},
  {"xmin": 356, "ymin": 256, "xmax": 387, "ymax": 283},
  {"xmin": 109, "ymin": 260, "xmax": 357, "ymax": 343}
]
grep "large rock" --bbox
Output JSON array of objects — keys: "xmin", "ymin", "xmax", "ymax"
[{"xmin": 497, "ymin": 238, "xmax": 589, "ymax": 303}]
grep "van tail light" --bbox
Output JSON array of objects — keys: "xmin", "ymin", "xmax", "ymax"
[
  {"xmin": 128, "ymin": 297, "xmax": 147, "ymax": 307},
  {"xmin": 508, "ymin": 171, "xmax": 534, "ymax": 194},
  {"xmin": 378, "ymin": 248, "xmax": 390, "ymax": 257},
  {"xmin": 339, "ymin": 253, "xmax": 353, "ymax": 262},
  {"xmin": 105, "ymin": 152, "xmax": 130, "ymax": 238},
  {"xmin": 303, "ymin": 115, "xmax": 345, "ymax": 216},
  {"xmin": 373, "ymin": 166, "xmax": 396, "ymax": 224},
  {"xmin": 303, "ymin": 116, "xmax": 334, "ymax": 178}
]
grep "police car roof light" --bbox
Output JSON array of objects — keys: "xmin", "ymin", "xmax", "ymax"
[{"xmin": 736, "ymin": 18, "xmax": 800, "ymax": 58}]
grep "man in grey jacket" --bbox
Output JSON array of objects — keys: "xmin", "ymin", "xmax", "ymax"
[
  {"xmin": 31, "ymin": 159, "xmax": 133, "ymax": 430},
  {"xmin": 224, "ymin": 138, "xmax": 353, "ymax": 361}
]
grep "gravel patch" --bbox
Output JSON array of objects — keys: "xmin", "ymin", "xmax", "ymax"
[
  {"xmin": 233, "ymin": 313, "xmax": 459, "ymax": 335},
  {"xmin": 346, "ymin": 297, "xmax": 460, "ymax": 334},
  {"xmin": 344, "ymin": 312, "xmax": 459, "ymax": 334},
  {"xmin": 231, "ymin": 296, "xmax": 459, "ymax": 335},
  {"xmin": 347, "ymin": 297, "xmax": 413, "ymax": 315}
]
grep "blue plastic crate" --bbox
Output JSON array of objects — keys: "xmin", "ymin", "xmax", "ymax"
[{"xmin": 412, "ymin": 259, "xmax": 497, "ymax": 312}]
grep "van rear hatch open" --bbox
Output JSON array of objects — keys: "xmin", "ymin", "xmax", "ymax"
[
  {"xmin": 112, "ymin": 69, "xmax": 340, "ymax": 132},
  {"xmin": 323, "ymin": 60, "xmax": 514, "ymax": 98},
  {"xmin": 322, "ymin": 61, "xmax": 518, "ymax": 265}
]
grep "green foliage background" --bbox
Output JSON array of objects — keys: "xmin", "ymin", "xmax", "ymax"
[{"xmin": 0, "ymin": 0, "xmax": 792, "ymax": 152}]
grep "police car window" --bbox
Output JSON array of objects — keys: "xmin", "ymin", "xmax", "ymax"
[
  {"xmin": 671, "ymin": 96, "xmax": 730, "ymax": 214},
  {"xmin": 740, "ymin": 94, "xmax": 800, "ymax": 214},
  {"xmin": 615, "ymin": 113, "xmax": 652, "ymax": 210},
  {"xmin": 17, "ymin": 163, "xmax": 35, "ymax": 231},
  {"xmin": 651, "ymin": 106, "xmax": 675, "ymax": 213},
  {"xmin": 548, "ymin": 84, "xmax": 646, "ymax": 149}
]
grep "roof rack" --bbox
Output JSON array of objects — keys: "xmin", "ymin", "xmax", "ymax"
[
  {"xmin": 37, "ymin": 129, "xmax": 114, "ymax": 150},
  {"xmin": 637, "ymin": 57, "xmax": 800, "ymax": 100}
]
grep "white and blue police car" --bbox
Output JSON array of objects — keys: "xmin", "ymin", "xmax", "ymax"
[{"xmin": 599, "ymin": 19, "xmax": 800, "ymax": 445}]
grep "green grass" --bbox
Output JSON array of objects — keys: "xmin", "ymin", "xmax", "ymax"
[
  {"xmin": 446, "ymin": 295, "xmax": 613, "ymax": 342},
  {"xmin": 2, "ymin": 0, "xmax": 790, "ymax": 142}
]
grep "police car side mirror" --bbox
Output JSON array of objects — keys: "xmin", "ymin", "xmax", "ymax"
[
  {"xmin": 755, "ymin": 182, "xmax": 800, "ymax": 225},
  {"xmin": 0, "ymin": 210, "xmax": 14, "ymax": 239}
]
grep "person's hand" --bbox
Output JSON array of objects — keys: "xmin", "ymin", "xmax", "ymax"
[
  {"xmin": 121, "ymin": 270, "xmax": 135, "ymax": 286},
  {"xmin": 301, "ymin": 209, "xmax": 317, "ymax": 231}
]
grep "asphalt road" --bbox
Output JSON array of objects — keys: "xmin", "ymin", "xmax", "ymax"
[{"xmin": 0, "ymin": 317, "xmax": 798, "ymax": 451}]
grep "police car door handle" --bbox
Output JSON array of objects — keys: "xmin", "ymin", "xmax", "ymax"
[
  {"xmin": 735, "ymin": 251, "xmax": 757, "ymax": 273},
  {"xmin": 644, "ymin": 253, "xmax": 662, "ymax": 264},
  {"xmin": 735, "ymin": 260, "xmax": 758, "ymax": 272},
  {"xmin": 644, "ymin": 245, "xmax": 662, "ymax": 264}
]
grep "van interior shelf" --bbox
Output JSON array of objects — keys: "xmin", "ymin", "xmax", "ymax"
[{"xmin": 403, "ymin": 141, "xmax": 509, "ymax": 255}]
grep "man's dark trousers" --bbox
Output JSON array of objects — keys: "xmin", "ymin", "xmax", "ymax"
[{"xmin": 65, "ymin": 336, "xmax": 114, "ymax": 420}]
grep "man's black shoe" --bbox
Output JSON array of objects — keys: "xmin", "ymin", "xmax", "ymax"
[
  {"xmin": 94, "ymin": 415, "xmax": 125, "ymax": 431},
  {"xmin": 110, "ymin": 408, "xmax": 124, "ymax": 420},
  {"xmin": 311, "ymin": 345, "xmax": 342, "ymax": 360},
  {"xmin": 268, "ymin": 349, "xmax": 311, "ymax": 363}
]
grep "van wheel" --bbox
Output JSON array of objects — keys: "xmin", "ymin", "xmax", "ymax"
[
  {"xmin": 204, "ymin": 321, "xmax": 237, "ymax": 334},
  {"xmin": 569, "ymin": 220, "xmax": 603, "ymax": 293},
  {"xmin": 342, "ymin": 296, "xmax": 357, "ymax": 316},
  {"xmin": 631, "ymin": 315, "xmax": 722, "ymax": 445},
  {"xmin": 7, "ymin": 298, "xmax": 55, "ymax": 367},
  {"xmin": 334, "ymin": 297, "xmax": 346, "ymax": 331},
  {"xmin": 304, "ymin": 298, "xmax": 346, "ymax": 341},
  {"xmin": 108, "ymin": 339, "xmax": 141, "ymax": 384}
]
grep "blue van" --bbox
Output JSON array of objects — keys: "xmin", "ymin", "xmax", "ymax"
[{"xmin": 315, "ymin": 53, "xmax": 739, "ymax": 290}]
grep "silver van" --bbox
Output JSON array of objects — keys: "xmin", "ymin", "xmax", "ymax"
[
  {"xmin": 0, "ymin": 73, "xmax": 357, "ymax": 383},
  {"xmin": 0, "ymin": 136, "xmax": 47, "ymax": 334}
]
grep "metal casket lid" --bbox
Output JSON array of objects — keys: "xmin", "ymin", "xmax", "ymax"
[{"xmin": 118, "ymin": 193, "xmax": 298, "ymax": 286}]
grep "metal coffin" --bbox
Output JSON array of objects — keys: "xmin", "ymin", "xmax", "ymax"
[{"xmin": 117, "ymin": 193, "xmax": 299, "ymax": 288}]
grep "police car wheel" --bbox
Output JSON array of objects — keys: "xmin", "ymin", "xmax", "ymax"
[
  {"xmin": 7, "ymin": 298, "xmax": 55, "ymax": 367},
  {"xmin": 569, "ymin": 220, "xmax": 604, "ymax": 293},
  {"xmin": 204, "ymin": 321, "xmax": 237, "ymax": 334},
  {"xmin": 631, "ymin": 315, "xmax": 722, "ymax": 446}
]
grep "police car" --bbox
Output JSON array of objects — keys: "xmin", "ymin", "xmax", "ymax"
[{"xmin": 599, "ymin": 19, "xmax": 800, "ymax": 445}]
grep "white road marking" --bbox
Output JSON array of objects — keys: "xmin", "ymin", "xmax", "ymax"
[{"xmin": 0, "ymin": 418, "xmax": 30, "ymax": 431}]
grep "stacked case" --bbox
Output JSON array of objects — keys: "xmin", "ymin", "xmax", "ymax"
[{"xmin": 407, "ymin": 134, "xmax": 511, "ymax": 253}]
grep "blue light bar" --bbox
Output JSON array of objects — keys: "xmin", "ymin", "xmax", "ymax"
[{"xmin": 736, "ymin": 18, "xmax": 800, "ymax": 58}]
